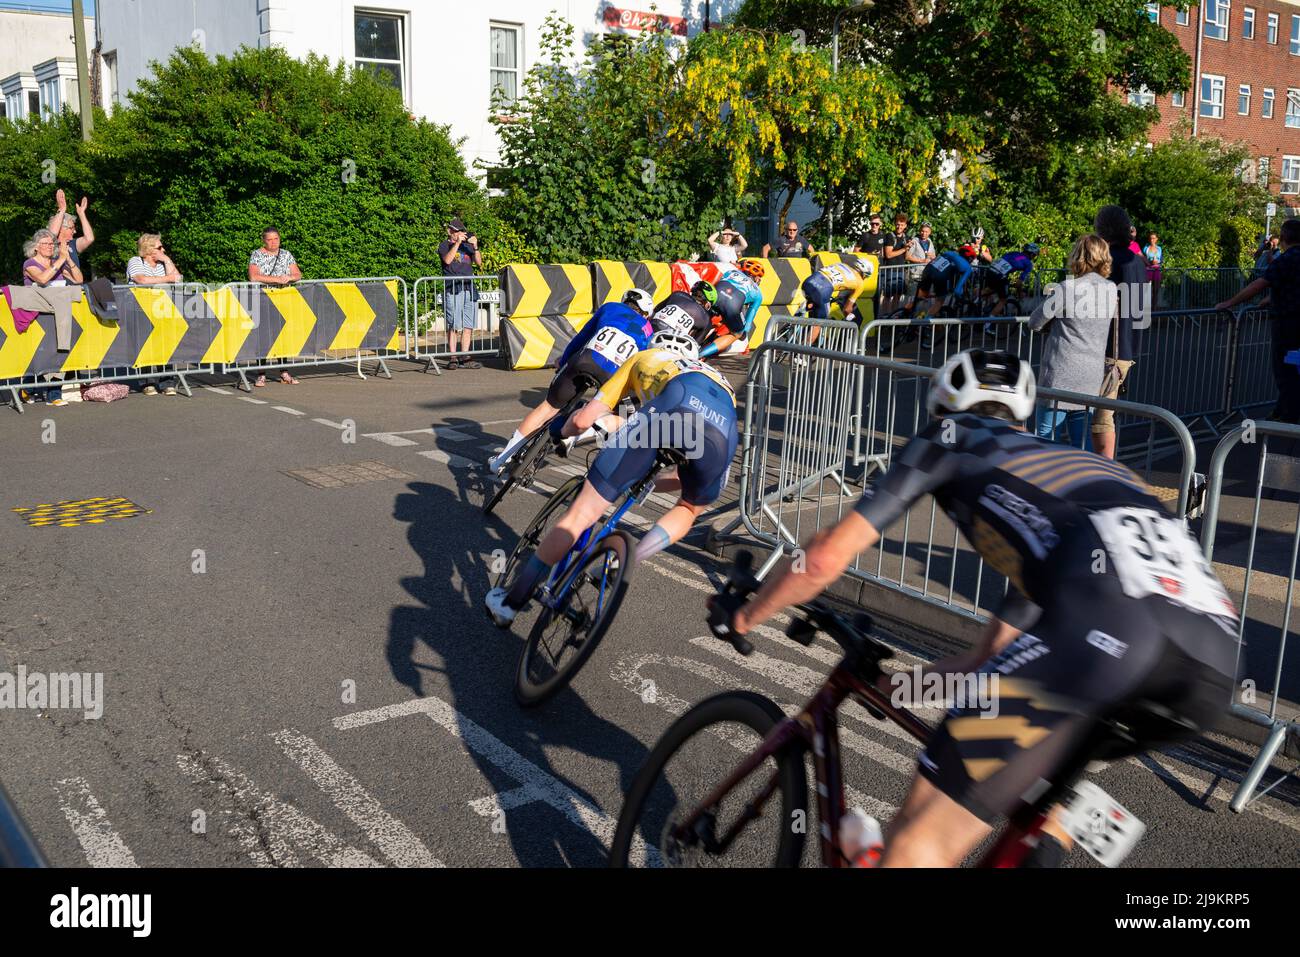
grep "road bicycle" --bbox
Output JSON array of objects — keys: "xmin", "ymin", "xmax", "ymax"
[
  {"xmin": 495, "ymin": 447, "xmax": 687, "ymax": 707},
  {"xmin": 609, "ymin": 552, "xmax": 1173, "ymax": 868},
  {"xmin": 482, "ymin": 377, "xmax": 596, "ymax": 515}
]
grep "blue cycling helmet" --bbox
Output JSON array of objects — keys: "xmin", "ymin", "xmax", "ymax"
[{"xmin": 1023, "ymin": 242, "xmax": 1041, "ymax": 258}]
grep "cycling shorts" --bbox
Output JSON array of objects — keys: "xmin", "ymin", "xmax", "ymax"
[
  {"xmin": 981, "ymin": 271, "xmax": 1012, "ymax": 298},
  {"xmin": 802, "ymin": 273, "xmax": 835, "ymax": 320},
  {"xmin": 916, "ymin": 262, "xmax": 958, "ymax": 297},
  {"xmin": 587, "ymin": 371, "xmax": 740, "ymax": 507},
  {"xmin": 917, "ymin": 569, "xmax": 1234, "ymax": 825},
  {"xmin": 545, "ymin": 349, "xmax": 607, "ymax": 409}
]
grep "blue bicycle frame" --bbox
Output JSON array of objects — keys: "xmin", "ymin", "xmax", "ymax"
[{"xmin": 536, "ymin": 483, "xmax": 644, "ymax": 615}]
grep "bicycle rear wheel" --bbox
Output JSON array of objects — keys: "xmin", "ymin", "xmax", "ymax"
[
  {"xmin": 494, "ymin": 475, "xmax": 583, "ymax": 593},
  {"xmin": 609, "ymin": 691, "xmax": 808, "ymax": 868},
  {"xmin": 515, "ymin": 529, "xmax": 634, "ymax": 707}
]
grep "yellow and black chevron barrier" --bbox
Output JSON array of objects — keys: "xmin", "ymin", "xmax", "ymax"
[
  {"xmin": 499, "ymin": 264, "xmax": 595, "ymax": 370},
  {"xmin": 0, "ymin": 279, "xmax": 404, "ymax": 381},
  {"xmin": 592, "ymin": 260, "xmax": 673, "ymax": 307}
]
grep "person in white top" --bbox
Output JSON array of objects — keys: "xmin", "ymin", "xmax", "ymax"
[
  {"xmin": 708, "ymin": 224, "xmax": 748, "ymax": 264},
  {"xmin": 126, "ymin": 233, "xmax": 183, "ymax": 396}
]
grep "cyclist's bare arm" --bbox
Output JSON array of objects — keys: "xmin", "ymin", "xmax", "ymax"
[
  {"xmin": 734, "ymin": 512, "xmax": 879, "ymax": 635},
  {"xmin": 565, "ymin": 399, "xmax": 623, "ymax": 438}
]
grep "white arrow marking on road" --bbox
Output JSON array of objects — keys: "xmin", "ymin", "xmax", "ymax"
[
  {"xmin": 333, "ymin": 694, "xmax": 659, "ymax": 865},
  {"xmin": 54, "ymin": 777, "xmax": 138, "ymax": 867},
  {"xmin": 176, "ymin": 752, "xmax": 382, "ymax": 867},
  {"xmin": 272, "ymin": 729, "xmax": 443, "ymax": 867}
]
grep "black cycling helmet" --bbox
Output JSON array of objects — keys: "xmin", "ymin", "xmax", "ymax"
[
  {"xmin": 691, "ymin": 280, "xmax": 718, "ymax": 308},
  {"xmin": 1023, "ymin": 242, "xmax": 1041, "ymax": 258}
]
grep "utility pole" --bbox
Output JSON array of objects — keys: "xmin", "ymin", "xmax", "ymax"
[{"xmin": 72, "ymin": 0, "xmax": 93, "ymax": 140}]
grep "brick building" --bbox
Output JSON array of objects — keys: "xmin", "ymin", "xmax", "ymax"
[{"xmin": 1143, "ymin": 1, "xmax": 1300, "ymax": 211}]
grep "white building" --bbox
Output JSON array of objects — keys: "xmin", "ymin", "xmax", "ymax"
[
  {"xmin": 96, "ymin": 0, "xmax": 742, "ymax": 173},
  {"xmin": 0, "ymin": 7, "xmax": 97, "ymax": 121}
]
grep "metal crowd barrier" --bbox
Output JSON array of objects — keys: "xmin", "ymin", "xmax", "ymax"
[
  {"xmin": 1201, "ymin": 419, "xmax": 1300, "ymax": 812},
  {"xmin": 0, "ymin": 780, "xmax": 46, "ymax": 867},
  {"xmin": 734, "ymin": 342, "xmax": 1198, "ymax": 619},
  {"xmin": 214, "ymin": 277, "xmax": 406, "ymax": 391},
  {"xmin": 408, "ymin": 275, "xmax": 502, "ymax": 373}
]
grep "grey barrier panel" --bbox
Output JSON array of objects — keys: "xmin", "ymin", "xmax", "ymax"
[
  {"xmin": 409, "ymin": 275, "xmax": 502, "ymax": 373},
  {"xmin": 1201, "ymin": 420, "xmax": 1300, "ymax": 812},
  {"xmin": 736, "ymin": 343, "xmax": 1198, "ymax": 620}
]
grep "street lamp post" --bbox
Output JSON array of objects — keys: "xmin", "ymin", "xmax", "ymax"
[{"xmin": 828, "ymin": 1, "xmax": 872, "ymax": 249}]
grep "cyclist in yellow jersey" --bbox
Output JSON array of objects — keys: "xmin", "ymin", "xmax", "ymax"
[
  {"xmin": 485, "ymin": 332, "xmax": 740, "ymax": 627},
  {"xmin": 801, "ymin": 254, "xmax": 875, "ymax": 348}
]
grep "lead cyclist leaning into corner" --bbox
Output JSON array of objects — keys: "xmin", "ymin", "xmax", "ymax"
[
  {"xmin": 707, "ymin": 349, "xmax": 1237, "ymax": 867},
  {"xmin": 485, "ymin": 332, "xmax": 740, "ymax": 628}
]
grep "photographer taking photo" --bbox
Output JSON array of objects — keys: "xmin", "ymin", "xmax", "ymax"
[{"xmin": 439, "ymin": 217, "xmax": 484, "ymax": 370}]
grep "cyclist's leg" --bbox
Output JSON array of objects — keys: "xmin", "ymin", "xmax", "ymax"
[{"xmin": 494, "ymin": 361, "xmax": 585, "ymax": 469}]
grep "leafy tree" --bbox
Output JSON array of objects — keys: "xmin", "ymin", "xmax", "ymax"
[
  {"xmin": 0, "ymin": 45, "xmax": 519, "ymax": 284},
  {"xmin": 490, "ymin": 17, "xmax": 744, "ymax": 262}
]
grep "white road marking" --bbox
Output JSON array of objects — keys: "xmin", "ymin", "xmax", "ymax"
[
  {"xmin": 468, "ymin": 786, "xmax": 538, "ymax": 818},
  {"xmin": 272, "ymin": 406, "xmax": 304, "ymax": 416},
  {"xmin": 272, "ymin": 729, "xmax": 443, "ymax": 867},
  {"xmin": 239, "ymin": 397, "xmax": 268, "ymax": 405},
  {"xmin": 364, "ymin": 433, "xmax": 419, "ymax": 447},
  {"xmin": 432, "ymin": 426, "xmax": 479, "ymax": 442},
  {"xmin": 176, "ymin": 752, "xmax": 382, "ymax": 867},
  {"xmin": 333, "ymin": 694, "xmax": 658, "ymax": 864},
  {"xmin": 1134, "ymin": 752, "xmax": 1300, "ymax": 835},
  {"xmin": 312, "ymin": 418, "xmax": 346, "ymax": 429},
  {"xmin": 202, "ymin": 386, "xmax": 235, "ymax": 396},
  {"xmin": 54, "ymin": 777, "xmax": 139, "ymax": 867},
  {"xmin": 418, "ymin": 449, "xmax": 477, "ymax": 469}
]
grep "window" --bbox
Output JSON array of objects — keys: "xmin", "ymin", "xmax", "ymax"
[
  {"xmin": 1268, "ymin": 12, "xmax": 1279, "ymax": 43},
  {"xmin": 1205, "ymin": 0, "xmax": 1229, "ymax": 40},
  {"xmin": 1259, "ymin": 156, "xmax": 1270, "ymax": 185},
  {"xmin": 1172, "ymin": 90, "xmax": 1186, "ymax": 108},
  {"xmin": 489, "ymin": 23, "xmax": 522, "ymax": 107},
  {"xmin": 1200, "ymin": 74, "xmax": 1225, "ymax": 118},
  {"xmin": 354, "ymin": 12, "xmax": 406, "ymax": 97},
  {"xmin": 38, "ymin": 77, "xmax": 58, "ymax": 118},
  {"xmin": 1292, "ymin": 14, "xmax": 1300, "ymax": 54},
  {"xmin": 1129, "ymin": 86, "xmax": 1156, "ymax": 108},
  {"xmin": 1145, "ymin": 2, "xmax": 1159, "ymax": 23},
  {"xmin": 1177, "ymin": 8, "xmax": 1189, "ymax": 26},
  {"xmin": 1282, "ymin": 156, "xmax": 1300, "ymax": 195},
  {"xmin": 1243, "ymin": 6, "xmax": 1255, "ymax": 38},
  {"xmin": 27, "ymin": 90, "xmax": 38, "ymax": 117},
  {"xmin": 1263, "ymin": 87, "xmax": 1275, "ymax": 118},
  {"xmin": 1287, "ymin": 89, "xmax": 1300, "ymax": 128},
  {"xmin": 1239, "ymin": 84, "xmax": 1251, "ymax": 115}
]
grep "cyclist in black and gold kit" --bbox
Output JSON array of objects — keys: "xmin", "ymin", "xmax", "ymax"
[{"xmin": 709, "ymin": 349, "xmax": 1236, "ymax": 867}]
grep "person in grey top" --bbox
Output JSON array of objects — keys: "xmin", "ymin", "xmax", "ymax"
[{"xmin": 1028, "ymin": 233, "xmax": 1117, "ymax": 447}]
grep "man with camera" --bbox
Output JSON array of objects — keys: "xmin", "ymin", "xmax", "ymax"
[{"xmin": 439, "ymin": 217, "xmax": 484, "ymax": 369}]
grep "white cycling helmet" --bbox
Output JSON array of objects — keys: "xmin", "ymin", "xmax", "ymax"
[
  {"xmin": 650, "ymin": 330, "xmax": 699, "ymax": 361},
  {"xmin": 927, "ymin": 349, "xmax": 1035, "ymax": 422},
  {"xmin": 622, "ymin": 287, "xmax": 654, "ymax": 316}
]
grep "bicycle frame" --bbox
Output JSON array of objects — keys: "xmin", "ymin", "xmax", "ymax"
[{"xmin": 666, "ymin": 654, "xmax": 1054, "ymax": 868}]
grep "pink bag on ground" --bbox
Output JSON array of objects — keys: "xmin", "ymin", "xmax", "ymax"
[{"xmin": 81, "ymin": 382, "xmax": 130, "ymax": 403}]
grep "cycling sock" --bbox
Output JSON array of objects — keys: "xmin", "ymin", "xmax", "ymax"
[
  {"xmin": 504, "ymin": 555, "xmax": 551, "ymax": 610},
  {"xmin": 1021, "ymin": 832, "xmax": 1068, "ymax": 868},
  {"xmin": 634, "ymin": 525, "xmax": 672, "ymax": 563},
  {"xmin": 699, "ymin": 341, "xmax": 719, "ymax": 359}
]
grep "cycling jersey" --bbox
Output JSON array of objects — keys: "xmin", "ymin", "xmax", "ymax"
[
  {"xmin": 917, "ymin": 250, "xmax": 974, "ymax": 297},
  {"xmin": 815, "ymin": 261, "xmax": 869, "ymax": 300},
  {"xmin": 984, "ymin": 252, "xmax": 1034, "ymax": 297},
  {"xmin": 854, "ymin": 413, "xmax": 1237, "ymax": 822},
  {"xmin": 594, "ymin": 347, "xmax": 736, "ymax": 411},
  {"xmin": 651, "ymin": 291, "xmax": 713, "ymax": 338},
  {"xmin": 717, "ymin": 269, "xmax": 763, "ymax": 336},
  {"xmin": 558, "ymin": 302, "xmax": 653, "ymax": 377},
  {"xmin": 711, "ymin": 280, "xmax": 750, "ymax": 338},
  {"xmin": 802, "ymin": 262, "xmax": 869, "ymax": 320}
]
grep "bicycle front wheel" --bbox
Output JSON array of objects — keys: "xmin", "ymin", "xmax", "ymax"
[
  {"xmin": 609, "ymin": 691, "xmax": 809, "ymax": 868},
  {"xmin": 515, "ymin": 530, "xmax": 634, "ymax": 707}
]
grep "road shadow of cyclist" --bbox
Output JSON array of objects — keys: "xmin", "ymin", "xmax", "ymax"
[{"xmin": 388, "ymin": 469, "xmax": 652, "ymax": 866}]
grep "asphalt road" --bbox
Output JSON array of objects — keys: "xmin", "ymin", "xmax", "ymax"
[{"xmin": 1, "ymin": 358, "xmax": 1297, "ymax": 868}]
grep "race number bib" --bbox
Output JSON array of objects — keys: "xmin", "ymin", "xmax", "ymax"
[
  {"xmin": 931, "ymin": 257, "xmax": 951, "ymax": 273},
  {"xmin": 1090, "ymin": 507, "xmax": 1237, "ymax": 620},
  {"xmin": 824, "ymin": 264, "xmax": 854, "ymax": 285},
  {"xmin": 589, "ymin": 326, "xmax": 638, "ymax": 366},
  {"xmin": 1059, "ymin": 781, "xmax": 1145, "ymax": 868},
  {"xmin": 992, "ymin": 258, "xmax": 1014, "ymax": 276},
  {"xmin": 653, "ymin": 304, "xmax": 694, "ymax": 335}
]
